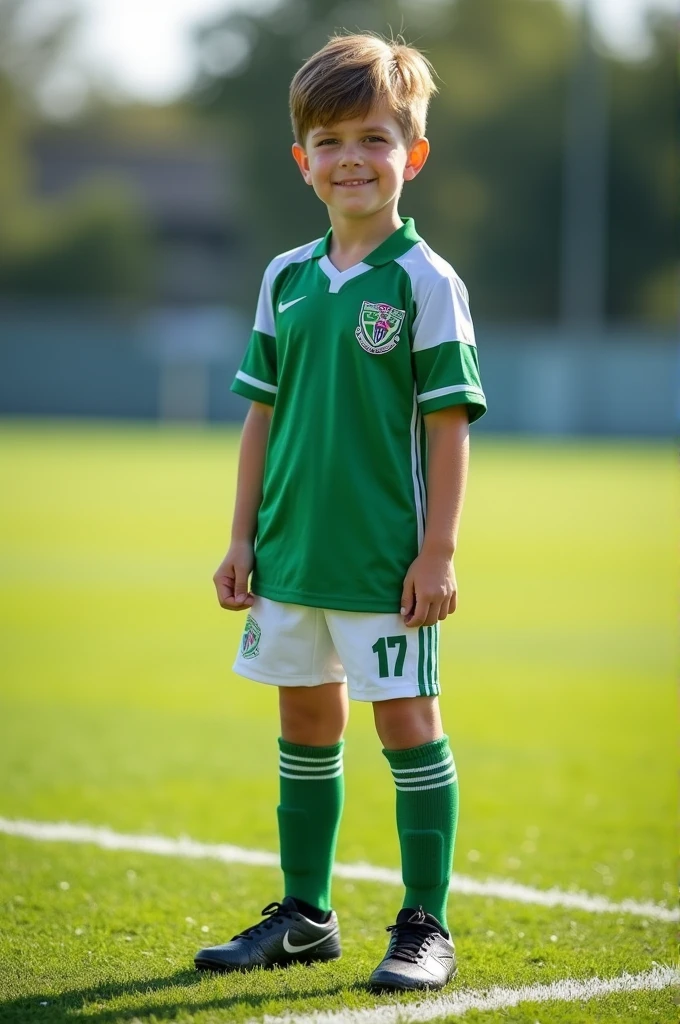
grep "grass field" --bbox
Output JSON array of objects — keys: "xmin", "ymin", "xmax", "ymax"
[{"xmin": 0, "ymin": 421, "xmax": 676, "ymax": 1024}]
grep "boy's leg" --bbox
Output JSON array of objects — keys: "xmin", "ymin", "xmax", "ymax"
[
  {"xmin": 373, "ymin": 695, "xmax": 458, "ymax": 932},
  {"xmin": 277, "ymin": 682, "xmax": 348, "ymax": 916},
  {"xmin": 324, "ymin": 610, "xmax": 457, "ymax": 929},
  {"xmin": 367, "ymin": 695, "xmax": 458, "ymax": 991},
  {"xmin": 324, "ymin": 611, "xmax": 458, "ymax": 990},
  {"xmin": 195, "ymin": 599, "xmax": 347, "ymax": 972}
]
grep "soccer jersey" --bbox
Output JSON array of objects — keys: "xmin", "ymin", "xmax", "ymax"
[{"xmin": 231, "ymin": 217, "xmax": 486, "ymax": 613}]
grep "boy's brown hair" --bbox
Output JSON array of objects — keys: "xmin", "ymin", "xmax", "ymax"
[{"xmin": 290, "ymin": 34, "xmax": 437, "ymax": 146}]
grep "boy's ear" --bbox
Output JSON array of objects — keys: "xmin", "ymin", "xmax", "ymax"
[
  {"xmin": 403, "ymin": 137, "xmax": 430, "ymax": 182},
  {"xmin": 292, "ymin": 143, "xmax": 313, "ymax": 185}
]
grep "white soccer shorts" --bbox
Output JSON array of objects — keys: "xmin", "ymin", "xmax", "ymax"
[{"xmin": 233, "ymin": 596, "xmax": 440, "ymax": 703}]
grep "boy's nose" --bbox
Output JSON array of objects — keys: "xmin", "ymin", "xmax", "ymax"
[{"xmin": 339, "ymin": 146, "xmax": 363, "ymax": 167}]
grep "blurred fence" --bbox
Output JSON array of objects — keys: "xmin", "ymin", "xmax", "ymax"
[{"xmin": 0, "ymin": 303, "xmax": 676, "ymax": 436}]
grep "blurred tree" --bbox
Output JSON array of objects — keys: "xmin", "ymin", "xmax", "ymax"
[
  {"xmin": 190, "ymin": 0, "xmax": 675, "ymax": 326},
  {"xmin": 0, "ymin": 0, "xmax": 152, "ymax": 301},
  {"xmin": 0, "ymin": 174, "xmax": 151, "ymax": 300},
  {"xmin": 190, "ymin": 0, "xmax": 408, "ymax": 301},
  {"xmin": 408, "ymin": 0, "xmax": 574, "ymax": 321},
  {"xmin": 606, "ymin": 11, "xmax": 676, "ymax": 324},
  {"xmin": 0, "ymin": 0, "xmax": 80, "ymax": 117}
]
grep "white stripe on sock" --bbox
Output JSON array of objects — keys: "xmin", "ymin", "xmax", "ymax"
[
  {"xmin": 395, "ymin": 774, "xmax": 458, "ymax": 793},
  {"xmin": 279, "ymin": 758, "xmax": 343, "ymax": 774},
  {"xmin": 390, "ymin": 754, "xmax": 453, "ymax": 775},
  {"xmin": 392, "ymin": 765, "xmax": 456, "ymax": 786},
  {"xmin": 279, "ymin": 768, "xmax": 344, "ymax": 781},
  {"xmin": 279, "ymin": 751, "xmax": 343, "ymax": 763}
]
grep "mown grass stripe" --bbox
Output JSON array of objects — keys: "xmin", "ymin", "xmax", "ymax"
[
  {"xmin": 0, "ymin": 817, "xmax": 676, "ymax": 922},
  {"xmin": 256, "ymin": 966, "xmax": 679, "ymax": 1024}
]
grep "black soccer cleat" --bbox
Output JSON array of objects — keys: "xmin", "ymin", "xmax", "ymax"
[
  {"xmin": 367, "ymin": 906, "xmax": 457, "ymax": 992},
  {"xmin": 194, "ymin": 896, "xmax": 341, "ymax": 972}
]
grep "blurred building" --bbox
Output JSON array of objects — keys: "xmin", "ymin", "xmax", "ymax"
[
  {"xmin": 29, "ymin": 128, "xmax": 237, "ymax": 303},
  {"xmin": 0, "ymin": 123, "xmax": 251, "ymax": 421},
  {"xmin": 0, "ymin": 90, "xmax": 676, "ymax": 434}
]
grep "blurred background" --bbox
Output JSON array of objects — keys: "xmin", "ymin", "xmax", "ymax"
[
  {"xmin": 0, "ymin": 8, "xmax": 676, "ymax": 1004},
  {"xmin": 0, "ymin": 0, "xmax": 676, "ymax": 434}
]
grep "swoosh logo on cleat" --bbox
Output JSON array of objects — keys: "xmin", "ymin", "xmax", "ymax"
[
  {"xmin": 282, "ymin": 930, "xmax": 332, "ymax": 954},
  {"xmin": 278, "ymin": 296, "xmax": 306, "ymax": 312}
]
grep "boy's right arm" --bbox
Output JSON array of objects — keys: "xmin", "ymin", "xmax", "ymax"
[{"xmin": 213, "ymin": 401, "xmax": 273, "ymax": 610}]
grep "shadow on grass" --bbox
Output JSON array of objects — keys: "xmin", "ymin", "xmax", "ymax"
[{"xmin": 0, "ymin": 968, "xmax": 365, "ymax": 1023}]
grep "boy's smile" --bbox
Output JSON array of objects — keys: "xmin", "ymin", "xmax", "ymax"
[
  {"xmin": 292, "ymin": 103, "xmax": 429, "ymax": 226},
  {"xmin": 333, "ymin": 177, "xmax": 378, "ymax": 187}
]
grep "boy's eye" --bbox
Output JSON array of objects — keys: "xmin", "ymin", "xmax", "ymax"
[{"xmin": 315, "ymin": 136, "xmax": 386, "ymax": 146}]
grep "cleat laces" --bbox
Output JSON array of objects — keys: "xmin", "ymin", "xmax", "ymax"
[
  {"xmin": 232, "ymin": 901, "xmax": 292, "ymax": 941},
  {"xmin": 385, "ymin": 907, "xmax": 439, "ymax": 963}
]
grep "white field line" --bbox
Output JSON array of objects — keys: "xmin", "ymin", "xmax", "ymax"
[
  {"xmin": 256, "ymin": 966, "xmax": 679, "ymax": 1024},
  {"xmin": 0, "ymin": 817, "xmax": 677, "ymax": 923}
]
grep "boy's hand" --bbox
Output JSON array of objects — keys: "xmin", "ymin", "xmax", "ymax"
[
  {"xmin": 400, "ymin": 550, "xmax": 457, "ymax": 628},
  {"xmin": 213, "ymin": 541, "xmax": 255, "ymax": 610}
]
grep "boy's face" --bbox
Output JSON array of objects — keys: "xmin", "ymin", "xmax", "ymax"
[{"xmin": 292, "ymin": 103, "xmax": 429, "ymax": 221}]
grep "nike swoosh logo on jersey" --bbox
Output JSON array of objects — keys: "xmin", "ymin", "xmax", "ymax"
[
  {"xmin": 282, "ymin": 930, "xmax": 332, "ymax": 954},
  {"xmin": 278, "ymin": 296, "xmax": 306, "ymax": 312}
]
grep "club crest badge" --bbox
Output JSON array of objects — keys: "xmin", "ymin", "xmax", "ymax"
[
  {"xmin": 241, "ymin": 613, "xmax": 261, "ymax": 660},
  {"xmin": 355, "ymin": 301, "xmax": 405, "ymax": 355}
]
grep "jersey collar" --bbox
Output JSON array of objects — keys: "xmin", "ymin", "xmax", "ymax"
[{"xmin": 312, "ymin": 217, "xmax": 421, "ymax": 267}]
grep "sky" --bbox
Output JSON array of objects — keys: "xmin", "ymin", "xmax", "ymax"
[{"xmin": 37, "ymin": 0, "xmax": 679, "ymax": 113}]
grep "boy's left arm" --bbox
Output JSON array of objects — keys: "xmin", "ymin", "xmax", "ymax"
[{"xmin": 401, "ymin": 405, "xmax": 469, "ymax": 628}]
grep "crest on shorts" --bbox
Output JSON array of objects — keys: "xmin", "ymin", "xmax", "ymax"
[
  {"xmin": 355, "ymin": 301, "xmax": 405, "ymax": 355},
  {"xmin": 241, "ymin": 613, "xmax": 261, "ymax": 660}
]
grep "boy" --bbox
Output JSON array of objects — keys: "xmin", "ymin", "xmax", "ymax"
[{"xmin": 195, "ymin": 33, "xmax": 486, "ymax": 991}]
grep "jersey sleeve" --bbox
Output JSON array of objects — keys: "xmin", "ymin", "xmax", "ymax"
[
  {"xmin": 412, "ymin": 272, "xmax": 486, "ymax": 422},
  {"xmin": 231, "ymin": 265, "xmax": 278, "ymax": 406}
]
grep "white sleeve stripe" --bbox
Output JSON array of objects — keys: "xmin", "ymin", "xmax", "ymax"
[
  {"xmin": 415, "ymin": 336, "xmax": 477, "ymax": 350},
  {"xmin": 235, "ymin": 370, "xmax": 278, "ymax": 395},
  {"xmin": 417, "ymin": 384, "xmax": 485, "ymax": 403}
]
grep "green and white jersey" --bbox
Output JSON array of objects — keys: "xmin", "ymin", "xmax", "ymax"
[{"xmin": 231, "ymin": 217, "xmax": 486, "ymax": 613}]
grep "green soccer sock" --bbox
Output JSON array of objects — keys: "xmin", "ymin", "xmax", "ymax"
[
  {"xmin": 383, "ymin": 736, "xmax": 458, "ymax": 933},
  {"xmin": 277, "ymin": 738, "xmax": 344, "ymax": 913}
]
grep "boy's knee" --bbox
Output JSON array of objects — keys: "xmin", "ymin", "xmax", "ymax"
[
  {"xmin": 373, "ymin": 695, "xmax": 442, "ymax": 750},
  {"xmin": 279, "ymin": 685, "xmax": 347, "ymax": 745},
  {"xmin": 280, "ymin": 697, "xmax": 323, "ymax": 737}
]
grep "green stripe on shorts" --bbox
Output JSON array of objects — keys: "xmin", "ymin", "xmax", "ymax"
[
  {"xmin": 417, "ymin": 627, "xmax": 426, "ymax": 696},
  {"xmin": 432, "ymin": 624, "xmax": 440, "ymax": 695},
  {"xmin": 418, "ymin": 625, "xmax": 441, "ymax": 696}
]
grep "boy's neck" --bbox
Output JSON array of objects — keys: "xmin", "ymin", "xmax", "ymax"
[{"xmin": 326, "ymin": 205, "xmax": 403, "ymax": 272}]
